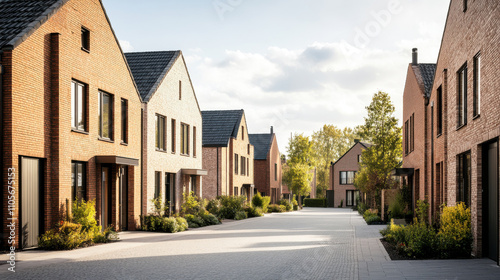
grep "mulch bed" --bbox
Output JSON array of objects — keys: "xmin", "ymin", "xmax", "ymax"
[{"xmin": 380, "ymin": 238, "xmax": 414, "ymax": 260}]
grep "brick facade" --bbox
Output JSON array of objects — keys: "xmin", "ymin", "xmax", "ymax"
[
  {"xmin": 252, "ymin": 134, "xmax": 282, "ymax": 204},
  {"xmin": 1, "ymin": 0, "xmax": 143, "ymax": 248}
]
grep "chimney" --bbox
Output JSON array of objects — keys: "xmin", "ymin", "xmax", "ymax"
[
  {"xmin": 412, "ymin": 48, "xmax": 418, "ymax": 65},
  {"xmin": 270, "ymin": 126, "xmax": 274, "ymax": 135},
  {"xmin": 354, "ymin": 139, "xmax": 360, "ymax": 143}
]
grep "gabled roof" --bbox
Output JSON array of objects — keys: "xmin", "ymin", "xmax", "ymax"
[
  {"xmin": 202, "ymin": 110, "xmax": 244, "ymax": 147},
  {"xmin": 332, "ymin": 141, "xmax": 371, "ymax": 166},
  {"xmin": 249, "ymin": 133, "xmax": 273, "ymax": 160},
  {"xmin": 418, "ymin": 63, "xmax": 436, "ymax": 98},
  {"xmin": 0, "ymin": 0, "xmax": 68, "ymax": 50},
  {"xmin": 124, "ymin": 51, "xmax": 181, "ymax": 102}
]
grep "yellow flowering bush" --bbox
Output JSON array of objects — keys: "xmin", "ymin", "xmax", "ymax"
[{"xmin": 438, "ymin": 202, "xmax": 472, "ymax": 258}]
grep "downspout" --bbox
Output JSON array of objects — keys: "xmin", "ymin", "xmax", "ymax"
[
  {"xmin": 430, "ymin": 101, "xmax": 435, "ymax": 222},
  {"xmin": 140, "ymin": 107, "xmax": 144, "ymax": 219}
]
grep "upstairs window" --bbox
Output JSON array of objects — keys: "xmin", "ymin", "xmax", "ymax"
[
  {"xmin": 81, "ymin": 27, "xmax": 90, "ymax": 52},
  {"xmin": 179, "ymin": 80, "xmax": 182, "ymax": 100},
  {"xmin": 457, "ymin": 64, "xmax": 467, "ymax": 128},
  {"xmin": 274, "ymin": 163, "xmax": 278, "ymax": 181},
  {"xmin": 234, "ymin": 154, "xmax": 239, "ymax": 174},
  {"xmin": 121, "ymin": 99, "xmax": 128, "ymax": 143},
  {"xmin": 473, "ymin": 52, "xmax": 481, "ymax": 118},
  {"xmin": 340, "ymin": 171, "xmax": 356, "ymax": 185},
  {"xmin": 156, "ymin": 114, "xmax": 166, "ymax": 151},
  {"xmin": 193, "ymin": 126, "xmax": 197, "ymax": 157},
  {"xmin": 437, "ymin": 86, "xmax": 443, "ymax": 135},
  {"xmin": 171, "ymin": 119, "xmax": 176, "ymax": 153},
  {"xmin": 71, "ymin": 161, "xmax": 86, "ymax": 202},
  {"xmin": 242, "ymin": 126, "xmax": 245, "ymax": 140},
  {"xmin": 98, "ymin": 91, "xmax": 113, "ymax": 140},
  {"xmin": 71, "ymin": 80, "xmax": 87, "ymax": 132},
  {"xmin": 181, "ymin": 123, "xmax": 190, "ymax": 155}
]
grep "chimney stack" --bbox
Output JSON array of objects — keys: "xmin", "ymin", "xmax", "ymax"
[
  {"xmin": 412, "ymin": 48, "xmax": 418, "ymax": 65},
  {"xmin": 270, "ymin": 126, "xmax": 274, "ymax": 135}
]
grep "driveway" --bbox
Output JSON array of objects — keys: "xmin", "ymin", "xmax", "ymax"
[{"xmin": 1, "ymin": 208, "xmax": 499, "ymax": 279}]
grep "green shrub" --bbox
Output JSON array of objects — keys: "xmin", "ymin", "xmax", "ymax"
[
  {"xmin": 185, "ymin": 214, "xmax": 204, "ymax": 228},
  {"xmin": 219, "ymin": 195, "xmax": 247, "ymax": 219},
  {"xmin": 39, "ymin": 222, "xmax": 87, "ymax": 250},
  {"xmin": 403, "ymin": 219, "xmax": 437, "ymax": 258},
  {"xmin": 279, "ymin": 205, "xmax": 286, "ymax": 212},
  {"xmin": 267, "ymin": 204, "xmax": 283, "ymax": 213},
  {"xmin": 357, "ymin": 201, "xmax": 368, "ymax": 215},
  {"xmin": 206, "ymin": 199, "xmax": 221, "ymax": 216},
  {"xmin": 278, "ymin": 199, "xmax": 292, "ymax": 211},
  {"xmin": 438, "ymin": 202, "xmax": 472, "ymax": 258},
  {"xmin": 181, "ymin": 191, "xmax": 202, "ymax": 215},
  {"xmin": 160, "ymin": 217, "xmax": 178, "ymax": 233},
  {"xmin": 176, "ymin": 217, "xmax": 188, "ymax": 232},
  {"xmin": 200, "ymin": 211, "xmax": 221, "ymax": 226},
  {"xmin": 339, "ymin": 199, "xmax": 343, "ymax": 208},
  {"xmin": 365, "ymin": 215, "xmax": 382, "ymax": 224},
  {"xmin": 388, "ymin": 192, "xmax": 406, "ymax": 219},
  {"xmin": 234, "ymin": 211, "xmax": 247, "ymax": 220},
  {"xmin": 303, "ymin": 198, "xmax": 326, "ymax": 207},
  {"xmin": 416, "ymin": 200, "xmax": 429, "ymax": 224},
  {"xmin": 244, "ymin": 206, "xmax": 263, "ymax": 217},
  {"xmin": 251, "ymin": 193, "xmax": 271, "ymax": 213},
  {"xmin": 292, "ymin": 195, "xmax": 299, "ymax": 210}
]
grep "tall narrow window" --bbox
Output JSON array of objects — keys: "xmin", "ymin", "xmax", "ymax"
[
  {"xmin": 71, "ymin": 162, "xmax": 86, "ymax": 202},
  {"xmin": 241, "ymin": 156, "xmax": 245, "ymax": 175},
  {"xmin": 155, "ymin": 114, "xmax": 166, "ymax": 151},
  {"xmin": 247, "ymin": 158, "xmax": 249, "ymax": 176},
  {"xmin": 154, "ymin": 171, "xmax": 161, "ymax": 199},
  {"xmin": 274, "ymin": 163, "xmax": 278, "ymax": 181},
  {"xmin": 235, "ymin": 154, "xmax": 239, "ymax": 174},
  {"xmin": 404, "ymin": 120, "xmax": 409, "ymax": 155},
  {"xmin": 81, "ymin": 27, "xmax": 90, "ymax": 52},
  {"xmin": 179, "ymin": 80, "xmax": 182, "ymax": 100},
  {"xmin": 181, "ymin": 123, "xmax": 189, "ymax": 155},
  {"xmin": 437, "ymin": 86, "xmax": 443, "ymax": 135},
  {"xmin": 121, "ymin": 99, "xmax": 128, "ymax": 143},
  {"xmin": 247, "ymin": 144, "xmax": 250, "ymax": 155},
  {"xmin": 473, "ymin": 53, "xmax": 481, "ymax": 117},
  {"xmin": 193, "ymin": 126, "xmax": 197, "ymax": 157},
  {"xmin": 242, "ymin": 126, "xmax": 245, "ymax": 140},
  {"xmin": 457, "ymin": 151, "xmax": 471, "ymax": 207},
  {"xmin": 98, "ymin": 91, "xmax": 113, "ymax": 140},
  {"xmin": 457, "ymin": 64, "xmax": 467, "ymax": 127},
  {"xmin": 410, "ymin": 113, "xmax": 414, "ymax": 152},
  {"xmin": 171, "ymin": 119, "xmax": 176, "ymax": 153},
  {"xmin": 71, "ymin": 80, "xmax": 86, "ymax": 131},
  {"xmin": 463, "ymin": 0, "xmax": 467, "ymax": 12}
]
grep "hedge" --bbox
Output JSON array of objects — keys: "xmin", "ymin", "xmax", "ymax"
[{"xmin": 303, "ymin": 198, "xmax": 326, "ymax": 207}]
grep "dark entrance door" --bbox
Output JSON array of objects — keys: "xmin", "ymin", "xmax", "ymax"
[
  {"xmin": 483, "ymin": 141, "xmax": 498, "ymax": 261},
  {"xmin": 101, "ymin": 166, "xmax": 112, "ymax": 228},
  {"xmin": 119, "ymin": 166, "xmax": 128, "ymax": 230},
  {"xmin": 21, "ymin": 157, "xmax": 42, "ymax": 248}
]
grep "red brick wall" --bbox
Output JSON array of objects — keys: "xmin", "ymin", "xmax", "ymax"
[{"xmin": 332, "ymin": 143, "xmax": 364, "ymax": 207}]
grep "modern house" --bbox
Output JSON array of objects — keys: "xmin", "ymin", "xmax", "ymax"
[
  {"xmin": 249, "ymin": 127, "xmax": 282, "ymax": 204},
  {"xmin": 125, "ymin": 51, "xmax": 205, "ymax": 214},
  {"xmin": 329, "ymin": 141, "xmax": 369, "ymax": 208},
  {"xmin": 399, "ymin": 0, "xmax": 500, "ymax": 263},
  {"xmin": 0, "ymin": 0, "xmax": 143, "ymax": 248},
  {"xmin": 201, "ymin": 110, "xmax": 254, "ymax": 199}
]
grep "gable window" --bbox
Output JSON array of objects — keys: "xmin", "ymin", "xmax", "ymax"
[
  {"xmin": 121, "ymin": 99, "xmax": 128, "ymax": 143},
  {"xmin": 404, "ymin": 120, "xmax": 409, "ymax": 155},
  {"xmin": 193, "ymin": 126, "xmax": 197, "ymax": 157},
  {"xmin": 463, "ymin": 0, "xmax": 467, "ymax": 12},
  {"xmin": 274, "ymin": 163, "xmax": 278, "ymax": 181},
  {"xmin": 410, "ymin": 113, "xmax": 414, "ymax": 152},
  {"xmin": 235, "ymin": 154, "xmax": 239, "ymax": 174},
  {"xmin": 457, "ymin": 64, "xmax": 467, "ymax": 128},
  {"xmin": 81, "ymin": 27, "xmax": 90, "ymax": 52},
  {"xmin": 241, "ymin": 156, "xmax": 246, "ymax": 176},
  {"xmin": 340, "ymin": 171, "xmax": 356, "ymax": 185},
  {"xmin": 473, "ymin": 52, "xmax": 481, "ymax": 118},
  {"xmin": 247, "ymin": 158, "xmax": 249, "ymax": 176},
  {"xmin": 457, "ymin": 151, "xmax": 471, "ymax": 207},
  {"xmin": 156, "ymin": 114, "xmax": 166, "ymax": 151},
  {"xmin": 247, "ymin": 144, "xmax": 250, "ymax": 155},
  {"xmin": 71, "ymin": 161, "xmax": 86, "ymax": 202},
  {"xmin": 181, "ymin": 123, "xmax": 190, "ymax": 155},
  {"xmin": 437, "ymin": 86, "xmax": 443, "ymax": 135},
  {"xmin": 179, "ymin": 80, "xmax": 182, "ymax": 100},
  {"xmin": 171, "ymin": 119, "xmax": 176, "ymax": 153},
  {"xmin": 71, "ymin": 80, "xmax": 87, "ymax": 132},
  {"xmin": 357, "ymin": 154, "xmax": 361, "ymax": 162},
  {"xmin": 98, "ymin": 91, "xmax": 113, "ymax": 140},
  {"xmin": 242, "ymin": 126, "xmax": 245, "ymax": 140}
]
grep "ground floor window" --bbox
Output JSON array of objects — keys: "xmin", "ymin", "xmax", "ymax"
[
  {"xmin": 155, "ymin": 171, "xmax": 161, "ymax": 199},
  {"xmin": 71, "ymin": 161, "xmax": 86, "ymax": 202},
  {"xmin": 457, "ymin": 151, "xmax": 471, "ymax": 207},
  {"xmin": 234, "ymin": 186, "xmax": 238, "ymax": 196},
  {"xmin": 346, "ymin": 190, "xmax": 360, "ymax": 206}
]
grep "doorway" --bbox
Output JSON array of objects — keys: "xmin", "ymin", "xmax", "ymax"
[
  {"xmin": 101, "ymin": 166, "xmax": 112, "ymax": 228},
  {"xmin": 119, "ymin": 166, "xmax": 128, "ymax": 230},
  {"xmin": 21, "ymin": 157, "xmax": 42, "ymax": 248},
  {"xmin": 482, "ymin": 141, "xmax": 499, "ymax": 261}
]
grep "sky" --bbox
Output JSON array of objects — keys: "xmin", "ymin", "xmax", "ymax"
[{"xmin": 103, "ymin": 0, "xmax": 451, "ymax": 153}]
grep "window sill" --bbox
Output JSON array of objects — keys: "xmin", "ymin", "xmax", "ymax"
[
  {"xmin": 180, "ymin": 153, "xmax": 190, "ymax": 157},
  {"xmin": 120, "ymin": 142, "xmax": 128, "ymax": 146},
  {"xmin": 156, "ymin": 148, "xmax": 168, "ymax": 153},
  {"xmin": 436, "ymin": 133, "xmax": 442, "ymax": 139},
  {"xmin": 71, "ymin": 129, "xmax": 89, "ymax": 135},
  {"xmin": 473, "ymin": 114, "xmax": 480, "ymax": 120},
  {"xmin": 81, "ymin": 47, "xmax": 90, "ymax": 53},
  {"xmin": 98, "ymin": 137, "xmax": 114, "ymax": 143},
  {"xmin": 456, "ymin": 123, "xmax": 467, "ymax": 131},
  {"xmin": 171, "ymin": 152, "xmax": 176, "ymax": 155}
]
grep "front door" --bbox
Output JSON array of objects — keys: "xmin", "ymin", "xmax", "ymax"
[
  {"xmin": 101, "ymin": 166, "xmax": 111, "ymax": 228},
  {"xmin": 483, "ymin": 141, "xmax": 499, "ymax": 261},
  {"xmin": 21, "ymin": 157, "xmax": 41, "ymax": 248},
  {"xmin": 119, "ymin": 166, "xmax": 128, "ymax": 230}
]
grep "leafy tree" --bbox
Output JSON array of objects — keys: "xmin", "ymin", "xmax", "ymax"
[
  {"xmin": 283, "ymin": 133, "xmax": 314, "ymax": 205},
  {"xmin": 354, "ymin": 91, "xmax": 402, "ymax": 208},
  {"xmin": 311, "ymin": 125, "xmax": 359, "ymax": 198}
]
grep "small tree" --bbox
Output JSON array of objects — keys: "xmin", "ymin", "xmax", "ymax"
[{"xmin": 283, "ymin": 133, "xmax": 314, "ymax": 206}]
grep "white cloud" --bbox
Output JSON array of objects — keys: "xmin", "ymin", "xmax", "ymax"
[{"xmin": 119, "ymin": 40, "xmax": 134, "ymax": 52}]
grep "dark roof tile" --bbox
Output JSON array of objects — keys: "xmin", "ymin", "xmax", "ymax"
[
  {"xmin": 202, "ymin": 110, "xmax": 243, "ymax": 147},
  {"xmin": 418, "ymin": 63, "xmax": 436, "ymax": 98},
  {"xmin": 249, "ymin": 133, "xmax": 273, "ymax": 160}
]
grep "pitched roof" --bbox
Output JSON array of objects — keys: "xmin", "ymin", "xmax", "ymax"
[
  {"xmin": 202, "ymin": 110, "xmax": 244, "ymax": 147},
  {"xmin": 332, "ymin": 141, "xmax": 371, "ymax": 166},
  {"xmin": 418, "ymin": 63, "xmax": 436, "ymax": 98},
  {"xmin": 249, "ymin": 133, "xmax": 273, "ymax": 160},
  {"xmin": 0, "ymin": 0, "xmax": 68, "ymax": 50},
  {"xmin": 124, "ymin": 51, "xmax": 181, "ymax": 102}
]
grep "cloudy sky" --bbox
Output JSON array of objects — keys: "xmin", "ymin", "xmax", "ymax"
[{"xmin": 104, "ymin": 0, "xmax": 450, "ymax": 153}]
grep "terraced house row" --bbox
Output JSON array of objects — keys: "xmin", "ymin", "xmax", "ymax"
[
  {"xmin": 0, "ymin": 0, "xmax": 283, "ymax": 249},
  {"xmin": 399, "ymin": 0, "xmax": 500, "ymax": 264}
]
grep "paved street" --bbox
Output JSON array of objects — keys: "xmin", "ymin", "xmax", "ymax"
[{"xmin": 2, "ymin": 208, "xmax": 500, "ymax": 279}]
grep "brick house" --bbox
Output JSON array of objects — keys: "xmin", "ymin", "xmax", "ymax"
[
  {"xmin": 249, "ymin": 126, "xmax": 282, "ymax": 204},
  {"xmin": 399, "ymin": 0, "xmax": 500, "ymax": 263},
  {"xmin": 201, "ymin": 110, "xmax": 254, "ymax": 199},
  {"xmin": 397, "ymin": 48, "xmax": 436, "ymax": 215},
  {"xmin": 125, "ymin": 51, "xmax": 205, "ymax": 214},
  {"xmin": 329, "ymin": 141, "xmax": 369, "ymax": 208},
  {"xmin": 0, "ymin": 0, "xmax": 143, "ymax": 248}
]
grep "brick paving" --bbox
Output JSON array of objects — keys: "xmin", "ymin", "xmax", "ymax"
[{"xmin": 1, "ymin": 208, "xmax": 500, "ymax": 279}]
